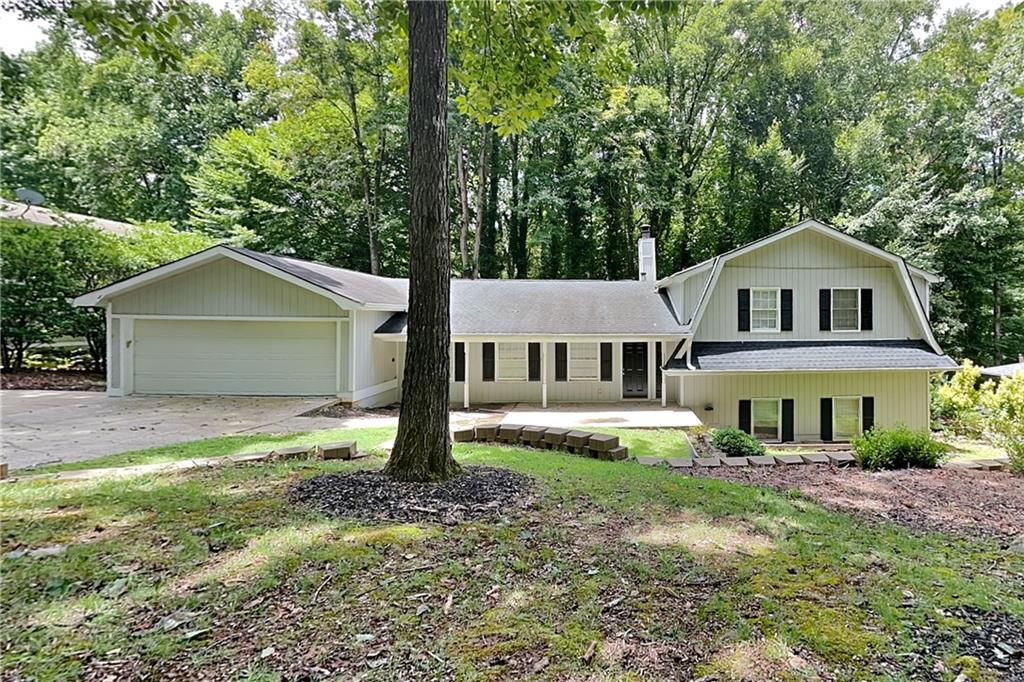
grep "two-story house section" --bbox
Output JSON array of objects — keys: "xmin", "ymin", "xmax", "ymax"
[{"xmin": 657, "ymin": 219, "xmax": 955, "ymax": 442}]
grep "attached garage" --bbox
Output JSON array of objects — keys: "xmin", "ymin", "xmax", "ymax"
[{"xmin": 133, "ymin": 319, "xmax": 338, "ymax": 396}]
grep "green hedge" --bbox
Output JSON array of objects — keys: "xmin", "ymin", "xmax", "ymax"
[
  {"xmin": 852, "ymin": 425, "xmax": 948, "ymax": 471},
  {"xmin": 711, "ymin": 428, "xmax": 766, "ymax": 457}
]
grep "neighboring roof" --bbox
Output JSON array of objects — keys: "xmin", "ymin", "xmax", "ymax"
[
  {"xmin": 665, "ymin": 340, "xmax": 958, "ymax": 372},
  {"xmin": 231, "ymin": 248, "xmax": 408, "ymax": 308},
  {"xmin": 376, "ymin": 280, "xmax": 682, "ymax": 336},
  {"xmin": 981, "ymin": 362, "xmax": 1024, "ymax": 379},
  {"xmin": 1, "ymin": 199, "xmax": 136, "ymax": 236}
]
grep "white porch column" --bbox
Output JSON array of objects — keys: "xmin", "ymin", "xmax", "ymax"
[
  {"xmin": 541, "ymin": 341, "xmax": 548, "ymax": 408},
  {"xmin": 463, "ymin": 342, "xmax": 469, "ymax": 409},
  {"xmin": 647, "ymin": 341, "xmax": 656, "ymax": 401}
]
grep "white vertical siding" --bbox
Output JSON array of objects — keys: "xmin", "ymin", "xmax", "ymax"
[
  {"xmin": 679, "ymin": 370, "xmax": 931, "ymax": 439},
  {"xmin": 695, "ymin": 230, "xmax": 922, "ymax": 341},
  {"xmin": 351, "ymin": 310, "xmax": 399, "ymax": 405},
  {"xmin": 110, "ymin": 257, "xmax": 342, "ymax": 317},
  {"xmin": 665, "ymin": 268, "xmax": 713, "ymax": 326},
  {"xmin": 911, "ymin": 273, "xmax": 930, "ymax": 319}
]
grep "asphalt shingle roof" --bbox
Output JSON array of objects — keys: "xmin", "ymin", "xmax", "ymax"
[
  {"xmin": 667, "ymin": 340, "xmax": 957, "ymax": 372},
  {"xmin": 981, "ymin": 362, "xmax": 1023, "ymax": 378}
]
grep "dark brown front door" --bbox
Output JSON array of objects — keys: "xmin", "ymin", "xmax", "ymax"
[{"xmin": 622, "ymin": 342, "xmax": 648, "ymax": 398}]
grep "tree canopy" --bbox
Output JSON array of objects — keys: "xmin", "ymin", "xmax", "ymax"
[{"xmin": 2, "ymin": 0, "xmax": 1022, "ymax": 363}]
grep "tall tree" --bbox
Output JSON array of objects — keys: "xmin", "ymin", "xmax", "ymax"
[{"xmin": 384, "ymin": 0, "xmax": 459, "ymax": 482}]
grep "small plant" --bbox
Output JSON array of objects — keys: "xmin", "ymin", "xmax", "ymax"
[
  {"xmin": 711, "ymin": 428, "xmax": 766, "ymax": 457},
  {"xmin": 852, "ymin": 425, "xmax": 948, "ymax": 470},
  {"xmin": 981, "ymin": 373, "xmax": 1024, "ymax": 475}
]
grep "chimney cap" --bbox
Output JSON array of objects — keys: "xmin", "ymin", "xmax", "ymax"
[{"xmin": 640, "ymin": 224, "xmax": 652, "ymax": 239}]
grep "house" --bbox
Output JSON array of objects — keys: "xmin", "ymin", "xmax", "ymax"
[
  {"xmin": 981, "ymin": 357, "xmax": 1024, "ymax": 381},
  {"xmin": 1, "ymin": 199, "xmax": 136, "ymax": 235},
  {"xmin": 72, "ymin": 219, "xmax": 957, "ymax": 442}
]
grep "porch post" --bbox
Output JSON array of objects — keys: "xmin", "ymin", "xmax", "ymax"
[
  {"xmin": 541, "ymin": 341, "xmax": 548, "ymax": 408},
  {"xmin": 463, "ymin": 341, "xmax": 469, "ymax": 409}
]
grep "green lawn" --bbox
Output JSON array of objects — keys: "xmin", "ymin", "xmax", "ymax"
[{"xmin": 2, "ymin": 437, "xmax": 1021, "ymax": 680}]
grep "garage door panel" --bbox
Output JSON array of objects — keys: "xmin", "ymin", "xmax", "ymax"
[{"xmin": 133, "ymin": 319, "xmax": 337, "ymax": 395}]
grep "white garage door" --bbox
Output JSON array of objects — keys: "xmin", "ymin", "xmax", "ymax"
[{"xmin": 133, "ymin": 319, "xmax": 337, "ymax": 395}]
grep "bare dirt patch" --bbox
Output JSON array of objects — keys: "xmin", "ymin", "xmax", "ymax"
[
  {"xmin": 1, "ymin": 370, "xmax": 105, "ymax": 391},
  {"xmin": 689, "ymin": 465, "xmax": 1024, "ymax": 541},
  {"xmin": 289, "ymin": 466, "xmax": 535, "ymax": 524},
  {"xmin": 699, "ymin": 635, "xmax": 833, "ymax": 681},
  {"xmin": 630, "ymin": 512, "xmax": 775, "ymax": 561}
]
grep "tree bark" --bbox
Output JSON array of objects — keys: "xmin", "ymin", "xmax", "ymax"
[{"xmin": 385, "ymin": 0, "xmax": 459, "ymax": 482}]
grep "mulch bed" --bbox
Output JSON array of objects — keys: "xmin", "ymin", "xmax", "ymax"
[
  {"xmin": 688, "ymin": 465, "xmax": 1024, "ymax": 542},
  {"xmin": 1, "ymin": 370, "xmax": 105, "ymax": 391},
  {"xmin": 903, "ymin": 606, "xmax": 1024, "ymax": 680},
  {"xmin": 289, "ymin": 466, "xmax": 534, "ymax": 524},
  {"xmin": 301, "ymin": 402, "xmax": 401, "ymax": 419}
]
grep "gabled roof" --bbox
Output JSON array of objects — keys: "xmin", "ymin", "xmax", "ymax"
[
  {"xmin": 665, "ymin": 340, "xmax": 957, "ymax": 373},
  {"xmin": 2, "ymin": 199, "xmax": 137, "ymax": 236},
  {"xmin": 377, "ymin": 280, "xmax": 683, "ymax": 337},
  {"xmin": 981, "ymin": 362, "xmax": 1023, "ymax": 378}
]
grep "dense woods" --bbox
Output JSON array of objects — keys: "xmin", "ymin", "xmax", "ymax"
[{"xmin": 1, "ymin": 0, "xmax": 1022, "ymax": 364}]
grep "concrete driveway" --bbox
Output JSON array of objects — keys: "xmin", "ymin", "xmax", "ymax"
[{"xmin": 1, "ymin": 391, "xmax": 340, "ymax": 470}]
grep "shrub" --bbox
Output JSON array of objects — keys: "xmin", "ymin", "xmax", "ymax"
[
  {"xmin": 711, "ymin": 428, "xmax": 766, "ymax": 457},
  {"xmin": 981, "ymin": 374, "xmax": 1024, "ymax": 475},
  {"xmin": 852, "ymin": 425, "xmax": 948, "ymax": 470},
  {"xmin": 932, "ymin": 360, "xmax": 988, "ymax": 436}
]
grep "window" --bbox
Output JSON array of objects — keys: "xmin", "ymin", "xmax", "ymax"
[
  {"xmin": 569, "ymin": 342, "xmax": 600, "ymax": 380},
  {"xmin": 453, "ymin": 342, "xmax": 465, "ymax": 382},
  {"xmin": 496, "ymin": 342, "xmax": 527, "ymax": 381},
  {"xmin": 833, "ymin": 397, "xmax": 861, "ymax": 440},
  {"xmin": 831, "ymin": 288, "xmax": 860, "ymax": 332},
  {"xmin": 752, "ymin": 399, "xmax": 781, "ymax": 441},
  {"xmin": 750, "ymin": 288, "xmax": 780, "ymax": 332}
]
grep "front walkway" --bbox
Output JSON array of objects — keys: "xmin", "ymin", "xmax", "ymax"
[{"xmin": 500, "ymin": 402, "xmax": 701, "ymax": 429}]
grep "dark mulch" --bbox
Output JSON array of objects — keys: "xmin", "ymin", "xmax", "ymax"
[
  {"xmin": 301, "ymin": 401, "xmax": 401, "ymax": 419},
  {"xmin": 289, "ymin": 465, "xmax": 534, "ymax": 524},
  {"xmin": 902, "ymin": 606, "xmax": 1024, "ymax": 680},
  {"xmin": 688, "ymin": 465, "xmax": 1024, "ymax": 542},
  {"xmin": 1, "ymin": 370, "xmax": 105, "ymax": 391}
]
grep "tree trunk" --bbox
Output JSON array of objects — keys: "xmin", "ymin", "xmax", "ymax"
[
  {"xmin": 457, "ymin": 145, "xmax": 471, "ymax": 276},
  {"xmin": 993, "ymin": 280, "xmax": 1002, "ymax": 362},
  {"xmin": 385, "ymin": 0, "xmax": 459, "ymax": 483},
  {"xmin": 472, "ymin": 124, "xmax": 490, "ymax": 279},
  {"xmin": 479, "ymin": 129, "xmax": 501, "ymax": 278},
  {"xmin": 345, "ymin": 75, "xmax": 381, "ymax": 275}
]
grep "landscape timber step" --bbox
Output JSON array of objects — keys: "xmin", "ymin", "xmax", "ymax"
[
  {"xmin": 827, "ymin": 452, "xmax": 856, "ymax": 466},
  {"xmin": 607, "ymin": 446, "xmax": 629, "ymax": 461},
  {"xmin": 667, "ymin": 457, "xmax": 693, "ymax": 468},
  {"xmin": 800, "ymin": 453, "xmax": 831, "ymax": 465},
  {"xmin": 452, "ymin": 428, "xmax": 476, "ymax": 443},
  {"xmin": 497, "ymin": 424, "xmax": 524, "ymax": 443},
  {"xmin": 721, "ymin": 456, "xmax": 749, "ymax": 467},
  {"xmin": 748, "ymin": 455, "xmax": 777, "ymax": 466},
  {"xmin": 475, "ymin": 424, "xmax": 499, "ymax": 441},
  {"xmin": 588, "ymin": 433, "xmax": 620, "ymax": 452},
  {"xmin": 519, "ymin": 426, "xmax": 547, "ymax": 445},
  {"xmin": 564, "ymin": 431, "xmax": 592, "ymax": 454},
  {"xmin": 320, "ymin": 442, "xmax": 357, "ymax": 460},
  {"xmin": 943, "ymin": 460, "xmax": 983, "ymax": 470},
  {"xmin": 636, "ymin": 456, "xmax": 665, "ymax": 466},
  {"xmin": 974, "ymin": 459, "xmax": 1006, "ymax": 471},
  {"xmin": 773, "ymin": 454, "xmax": 804, "ymax": 465},
  {"xmin": 693, "ymin": 456, "xmax": 722, "ymax": 468},
  {"xmin": 274, "ymin": 446, "xmax": 314, "ymax": 461},
  {"xmin": 542, "ymin": 427, "xmax": 570, "ymax": 449}
]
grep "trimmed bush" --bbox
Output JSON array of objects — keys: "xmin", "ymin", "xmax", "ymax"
[
  {"xmin": 852, "ymin": 425, "xmax": 948, "ymax": 471},
  {"xmin": 711, "ymin": 428, "xmax": 766, "ymax": 457}
]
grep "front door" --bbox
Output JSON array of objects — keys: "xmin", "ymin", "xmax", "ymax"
[{"xmin": 622, "ymin": 342, "xmax": 648, "ymax": 398}]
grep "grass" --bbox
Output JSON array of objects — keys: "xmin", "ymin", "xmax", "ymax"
[
  {"xmin": 942, "ymin": 436, "xmax": 1007, "ymax": 462},
  {"xmin": 3, "ymin": 435, "xmax": 1022, "ymax": 680}
]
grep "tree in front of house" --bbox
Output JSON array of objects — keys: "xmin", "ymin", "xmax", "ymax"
[{"xmin": 982, "ymin": 373, "xmax": 1024, "ymax": 475}]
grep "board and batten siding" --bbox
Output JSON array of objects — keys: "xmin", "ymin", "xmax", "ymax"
[
  {"xmin": 695, "ymin": 229, "xmax": 922, "ymax": 341},
  {"xmin": 679, "ymin": 370, "xmax": 930, "ymax": 439},
  {"xmin": 111, "ymin": 256, "xmax": 341, "ymax": 318},
  {"xmin": 351, "ymin": 310, "xmax": 399, "ymax": 406},
  {"xmin": 665, "ymin": 269, "xmax": 712, "ymax": 326}
]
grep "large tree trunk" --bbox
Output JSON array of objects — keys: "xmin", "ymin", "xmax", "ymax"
[{"xmin": 385, "ymin": 0, "xmax": 459, "ymax": 483}]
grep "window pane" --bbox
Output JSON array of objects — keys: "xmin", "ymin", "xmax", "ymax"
[
  {"xmin": 569, "ymin": 342, "xmax": 599, "ymax": 379},
  {"xmin": 750, "ymin": 289, "xmax": 778, "ymax": 330},
  {"xmin": 832, "ymin": 289, "xmax": 859, "ymax": 331},
  {"xmin": 752, "ymin": 399, "xmax": 779, "ymax": 441},
  {"xmin": 497, "ymin": 343, "xmax": 527, "ymax": 380},
  {"xmin": 834, "ymin": 397, "xmax": 860, "ymax": 440}
]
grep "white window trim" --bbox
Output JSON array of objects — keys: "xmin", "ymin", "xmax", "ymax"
[
  {"xmin": 751, "ymin": 397, "xmax": 782, "ymax": 442},
  {"xmin": 568, "ymin": 341, "xmax": 601, "ymax": 381},
  {"xmin": 830, "ymin": 287, "xmax": 861, "ymax": 333},
  {"xmin": 496, "ymin": 342, "xmax": 528, "ymax": 382},
  {"xmin": 749, "ymin": 287, "xmax": 781, "ymax": 333},
  {"xmin": 832, "ymin": 395, "xmax": 863, "ymax": 441}
]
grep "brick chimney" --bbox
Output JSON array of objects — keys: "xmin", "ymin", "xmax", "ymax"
[{"xmin": 638, "ymin": 225, "xmax": 656, "ymax": 282}]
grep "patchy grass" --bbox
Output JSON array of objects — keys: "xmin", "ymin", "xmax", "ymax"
[
  {"xmin": 942, "ymin": 436, "xmax": 1007, "ymax": 462},
  {"xmin": 2, "ymin": 438, "xmax": 1022, "ymax": 680},
  {"xmin": 576, "ymin": 426, "xmax": 694, "ymax": 457}
]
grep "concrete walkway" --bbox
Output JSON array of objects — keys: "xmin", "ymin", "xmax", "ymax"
[{"xmin": 501, "ymin": 403, "xmax": 701, "ymax": 429}]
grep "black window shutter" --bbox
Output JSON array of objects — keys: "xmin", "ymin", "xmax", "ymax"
[
  {"xmin": 738, "ymin": 289, "xmax": 751, "ymax": 332},
  {"xmin": 454, "ymin": 342, "xmax": 465, "ymax": 382},
  {"xmin": 738, "ymin": 400, "xmax": 752, "ymax": 435},
  {"xmin": 862, "ymin": 396, "xmax": 875, "ymax": 433},
  {"xmin": 781, "ymin": 399, "xmax": 794, "ymax": 442},
  {"xmin": 600, "ymin": 342, "xmax": 612, "ymax": 382},
  {"xmin": 820, "ymin": 397, "xmax": 833, "ymax": 442},
  {"xmin": 861, "ymin": 288, "xmax": 873, "ymax": 330},
  {"xmin": 655, "ymin": 343, "xmax": 663, "ymax": 398},
  {"xmin": 482, "ymin": 342, "xmax": 494, "ymax": 382},
  {"xmin": 528, "ymin": 343, "xmax": 541, "ymax": 382},
  {"xmin": 819, "ymin": 289, "xmax": 831, "ymax": 331},
  {"xmin": 781, "ymin": 289, "xmax": 793, "ymax": 331},
  {"xmin": 555, "ymin": 343, "xmax": 567, "ymax": 382}
]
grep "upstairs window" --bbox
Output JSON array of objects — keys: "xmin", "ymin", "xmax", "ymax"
[
  {"xmin": 750, "ymin": 288, "xmax": 779, "ymax": 332},
  {"xmin": 832, "ymin": 288, "xmax": 860, "ymax": 332},
  {"xmin": 569, "ymin": 342, "xmax": 600, "ymax": 380},
  {"xmin": 496, "ymin": 342, "xmax": 527, "ymax": 381}
]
